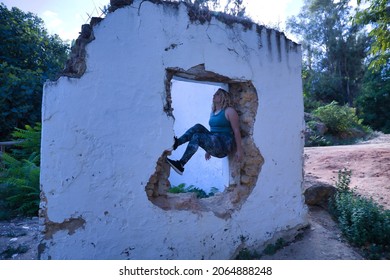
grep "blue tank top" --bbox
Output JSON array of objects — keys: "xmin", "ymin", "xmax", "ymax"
[{"xmin": 209, "ymin": 109, "xmax": 232, "ymax": 135}]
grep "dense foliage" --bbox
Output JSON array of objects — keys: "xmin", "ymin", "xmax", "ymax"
[
  {"xmin": 356, "ymin": 63, "xmax": 390, "ymax": 133},
  {"xmin": 354, "ymin": 0, "xmax": 390, "ymax": 133},
  {"xmin": 0, "ymin": 3, "xmax": 69, "ymax": 140},
  {"xmin": 313, "ymin": 101, "xmax": 369, "ymax": 136},
  {"xmin": 355, "ymin": 0, "xmax": 390, "ymax": 70},
  {"xmin": 288, "ymin": 0, "xmax": 368, "ymax": 107},
  {"xmin": 0, "ymin": 124, "xmax": 41, "ymax": 220},
  {"xmin": 287, "ymin": 0, "xmax": 389, "ymax": 136}
]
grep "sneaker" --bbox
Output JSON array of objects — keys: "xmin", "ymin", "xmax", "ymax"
[{"xmin": 167, "ymin": 158, "xmax": 184, "ymax": 175}]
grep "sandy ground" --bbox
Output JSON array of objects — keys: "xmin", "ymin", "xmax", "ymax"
[
  {"xmin": 305, "ymin": 134, "xmax": 390, "ymax": 210},
  {"xmin": 1, "ymin": 134, "xmax": 389, "ymax": 260}
]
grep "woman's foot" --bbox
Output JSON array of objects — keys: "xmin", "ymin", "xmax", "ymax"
[
  {"xmin": 165, "ymin": 137, "xmax": 179, "ymax": 152},
  {"xmin": 167, "ymin": 158, "xmax": 184, "ymax": 175}
]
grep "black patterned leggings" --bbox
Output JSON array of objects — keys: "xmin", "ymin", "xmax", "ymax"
[{"xmin": 177, "ymin": 123, "xmax": 234, "ymax": 166}]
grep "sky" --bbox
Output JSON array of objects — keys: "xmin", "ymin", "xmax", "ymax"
[{"xmin": 2, "ymin": 0, "xmax": 304, "ymax": 42}]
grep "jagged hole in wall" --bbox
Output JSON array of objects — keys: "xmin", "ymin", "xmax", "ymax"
[
  {"xmin": 168, "ymin": 78, "xmax": 229, "ymax": 194},
  {"xmin": 145, "ymin": 65, "xmax": 264, "ymax": 219}
]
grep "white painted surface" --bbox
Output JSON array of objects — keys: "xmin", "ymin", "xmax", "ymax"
[{"xmin": 40, "ymin": 0, "xmax": 306, "ymax": 260}]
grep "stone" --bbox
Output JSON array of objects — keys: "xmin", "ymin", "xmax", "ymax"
[
  {"xmin": 304, "ymin": 181, "xmax": 337, "ymax": 209},
  {"xmin": 315, "ymin": 122, "xmax": 328, "ymax": 136}
]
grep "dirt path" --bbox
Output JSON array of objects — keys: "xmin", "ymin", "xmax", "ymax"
[
  {"xmin": 1, "ymin": 134, "xmax": 389, "ymax": 260},
  {"xmin": 259, "ymin": 206, "xmax": 364, "ymax": 260}
]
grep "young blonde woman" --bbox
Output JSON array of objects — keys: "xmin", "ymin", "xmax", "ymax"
[{"xmin": 167, "ymin": 88, "xmax": 243, "ymax": 175}]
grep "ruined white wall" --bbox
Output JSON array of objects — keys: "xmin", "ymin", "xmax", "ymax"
[{"xmin": 40, "ymin": 0, "xmax": 307, "ymax": 260}]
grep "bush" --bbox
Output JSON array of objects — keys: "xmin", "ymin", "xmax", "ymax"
[
  {"xmin": 0, "ymin": 123, "xmax": 41, "ymax": 219},
  {"xmin": 168, "ymin": 183, "xmax": 218, "ymax": 198},
  {"xmin": 329, "ymin": 169, "xmax": 390, "ymax": 259},
  {"xmin": 306, "ymin": 135, "xmax": 332, "ymax": 146},
  {"xmin": 313, "ymin": 101, "xmax": 369, "ymax": 137},
  {"xmin": 9, "ymin": 123, "xmax": 41, "ymax": 163},
  {"xmin": 0, "ymin": 153, "xmax": 40, "ymax": 218}
]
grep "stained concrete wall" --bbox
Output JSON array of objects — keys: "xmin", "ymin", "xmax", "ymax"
[{"xmin": 39, "ymin": 0, "xmax": 307, "ymax": 259}]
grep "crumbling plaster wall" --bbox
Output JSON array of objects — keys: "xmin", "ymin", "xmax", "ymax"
[{"xmin": 40, "ymin": 0, "xmax": 306, "ymax": 260}]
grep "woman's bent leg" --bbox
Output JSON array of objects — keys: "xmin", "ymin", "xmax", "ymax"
[
  {"xmin": 180, "ymin": 133, "xmax": 233, "ymax": 165},
  {"xmin": 176, "ymin": 124, "xmax": 210, "ymax": 146}
]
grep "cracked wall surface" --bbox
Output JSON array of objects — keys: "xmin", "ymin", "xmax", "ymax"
[{"xmin": 40, "ymin": 0, "xmax": 306, "ymax": 259}]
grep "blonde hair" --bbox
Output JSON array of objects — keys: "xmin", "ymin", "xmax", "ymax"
[{"xmin": 212, "ymin": 88, "xmax": 233, "ymax": 112}]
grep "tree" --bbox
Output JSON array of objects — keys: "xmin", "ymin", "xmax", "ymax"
[
  {"xmin": 355, "ymin": 0, "xmax": 390, "ymax": 69},
  {"xmin": 287, "ymin": 0, "xmax": 368, "ymax": 107},
  {"xmin": 0, "ymin": 4, "xmax": 69, "ymax": 140},
  {"xmin": 356, "ymin": 62, "xmax": 390, "ymax": 133}
]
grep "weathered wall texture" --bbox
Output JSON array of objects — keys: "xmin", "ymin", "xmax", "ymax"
[{"xmin": 39, "ymin": 0, "xmax": 306, "ymax": 259}]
